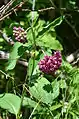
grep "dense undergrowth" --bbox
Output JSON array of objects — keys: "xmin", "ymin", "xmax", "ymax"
[{"xmin": 0, "ymin": 0, "xmax": 79, "ymax": 119}]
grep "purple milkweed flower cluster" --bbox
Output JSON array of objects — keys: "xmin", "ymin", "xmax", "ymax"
[
  {"xmin": 13, "ymin": 26, "xmax": 26, "ymax": 43},
  {"xmin": 38, "ymin": 51, "xmax": 62, "ymax": 74}
]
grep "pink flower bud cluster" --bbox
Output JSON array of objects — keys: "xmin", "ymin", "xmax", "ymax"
[
  {"xmin": 38, "ymin": 51, "xmax": 62, "ymax": 74},
  {"xmin": 13, "ymin": 26, "xmax": 26, "ymax": 43}
]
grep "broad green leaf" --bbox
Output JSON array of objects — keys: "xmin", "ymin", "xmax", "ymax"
[
  {"xmin": 29, "ymin": 77, "xmax": 51, "ymax": 104},
  {"xmin": 27, "ymin": 20, "xmax": 45, "ymax": 43},
  {"xmin": 6, "ymin": 42, "xmax": 23, "ymax": 71},
  {"xmin": 0, "ymin": 93, "xmax": 21, "ymax": 116},
  {"xmin": 27, "ymin": 26, "xmax": 63, "ymax": 50},
  {"xmin": 29, "ymin": 77, "xmax": 59, "ymax": 104},
  {"xmin": 37, "ymin": 33, "xmax": 63, "ymax": 50}
]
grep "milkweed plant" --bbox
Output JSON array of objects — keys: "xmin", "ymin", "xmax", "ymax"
[{"xmin": 0, "ymin": 0, "xmax": 79, "ymax": 119}]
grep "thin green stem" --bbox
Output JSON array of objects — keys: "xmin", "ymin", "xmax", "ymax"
[
  {"xmin": 29, "ymin": 99, "xmax": 41, "ymax": 119},
  {"xmin": 17, "ymin": 65, "xmax": 28, "ymax": 118},
  {"xmin": 17, "ymin": 0, "xmax": 37, "ymax": 118},
  {"xmin": 17, "ymin": 84, "xmax": 26, "ymax": 119},
  {"xmin": 31, "ymin": 26, "xmax": 36, "ymax": 50},
  {"xmin": 0, "ymin": 70, "xmax": 14, "ymax": 80}
]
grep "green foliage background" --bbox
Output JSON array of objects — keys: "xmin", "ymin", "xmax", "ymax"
[{"xmin": 0, "ymin": 0, "xmax": 79, "ymax": 119}]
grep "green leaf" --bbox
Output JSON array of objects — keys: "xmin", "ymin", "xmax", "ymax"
[
  {"xmin": 27, "ymin": 25, "xmax": 63, "ymax": 50},
  {"xmin": 0, "ymin": 93, "xmax": 21, "ymax": 116},
  {"xmin": 73, "ymin": 110, "xmax": 79, "ymax": 116},
  {"xmin": 69, "ymin": 111, "xmax": 79, "ymax": 119},
  {"xmin": 23, "ymin": 97, "xmax": 42, "ymax": 111},
  {"xmin": 62, "ymin": 59, "xmax": 72, "ymax": 72},
  {"xmin": 44, "ymin": 16, "xmax": 64, "ymax": 29},
  {"xmin": 23, "ymin": 97, "xmax": 37, "ymax": 108},
  {"xmin": 37, "ymin": 33, "xmax": 63, "ymax": 50},
  {"xmin": 52, "ymin": 80, "xmax": 59, "ymax": 99},
  {"xmin": 71, "ymin": 69, "xmax": 79, "ymax": 84},
  {"xmin": 50, "ymin": 103, "xmax": 62, "ymax": 111},
  {"xmin": 6, "ymin": 42, "xmax": 23, "ymax": 71},
  {"xmin": 53, "ymin": 113, "xmax": 61, "ymax": 119},
  {"xmin": 27, "ymin": 11, "xmax": 39, "ymax": 25},
  {"xmin": 27, "ymin": 57, "xmax": 38, "ymax": 78},
  {"xmin": 29, "ymin": 77, "xmax": 51, "ymax": 104},
  {"xmin": 29, "ymin": 77, "xmax": 59, "ymax": 104}
]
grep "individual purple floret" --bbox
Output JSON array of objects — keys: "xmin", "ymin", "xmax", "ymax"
[
  {"xmin": 38, "ymin": 51, "xmax": 62, "ymax": 74},
  {"xmin": 13, "ymin": 26, "xmax": 26, "ymax": 43}
]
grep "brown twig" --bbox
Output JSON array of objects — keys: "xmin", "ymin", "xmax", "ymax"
[
  {"xmin": 0, "ymin": 1, "xmax": 79, "ymax": 22},
  {"xmin": 22, "ymin": 7, "xmax": 66, "ymax": 12},
  {"xmin": 0, "ymin": 0, "xmax": 15, "ymax": 16},
  {"xmin": 0, "ymin": 2, "xmax": 24, "ymax": 21}
]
